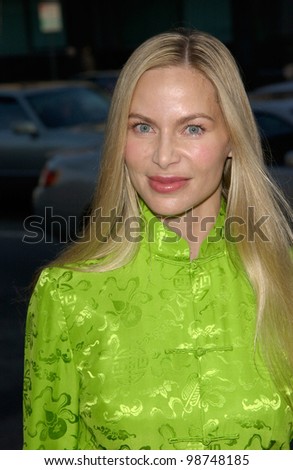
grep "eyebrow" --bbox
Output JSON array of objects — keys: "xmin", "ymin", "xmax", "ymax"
[{"xmin": 128, "ymin": 112, "xmax": 215, "ymax": 124}]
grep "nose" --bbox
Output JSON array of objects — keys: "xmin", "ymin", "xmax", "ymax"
[{"xmin": 152, "ymin": 133, "xmax": 180, "ymax": 169}]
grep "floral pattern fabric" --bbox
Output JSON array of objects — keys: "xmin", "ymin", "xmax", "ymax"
[{"xmin": 23, "ymin": 202, "xmax": 293, "ymax": 450}]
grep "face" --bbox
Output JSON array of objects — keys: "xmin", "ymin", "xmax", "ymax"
[{"xmin": 125, "ymin": 66, "xmax": 231, "ymax": 218}]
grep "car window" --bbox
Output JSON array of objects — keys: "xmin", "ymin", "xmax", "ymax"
[
  {"xmin": 254, "ymin": 111, "xmax": 293, "ymax": 138},
  {"xmin": 0, "ymin": 96, "xmax": 29, "ymax": 130},
  {"xmin": 27, "ymin": 87, "xmax": 110, "ymax": 129}
]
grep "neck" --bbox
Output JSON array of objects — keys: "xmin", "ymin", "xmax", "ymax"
[{"xmin": 163, "ymin": 201, "xmax": 221, "ymax": 260}]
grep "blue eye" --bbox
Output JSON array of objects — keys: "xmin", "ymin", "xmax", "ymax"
[
  {"xmin": 186, "ymin": 125, "xmax": 203, "ymax": 135},
  {"xmin": 136, "ymin": 123, "xmax": 152, "ymax": 133}
]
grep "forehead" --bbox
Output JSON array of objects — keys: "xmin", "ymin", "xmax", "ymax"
[
  {"xmin": 130, "ymin": 66, "xmax": 219, "ymax": 112},
  {"xmin": 136, "ymin": 65, "xmax": 214, "ymax": 87},
  {"xmin": 132, "ymin": 66, "xmax": 217, "ymax": 100}
]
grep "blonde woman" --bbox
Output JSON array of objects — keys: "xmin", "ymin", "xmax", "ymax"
[{"xmin": 23, "ymin": 28, "xmax": 293, "ymax": 450}]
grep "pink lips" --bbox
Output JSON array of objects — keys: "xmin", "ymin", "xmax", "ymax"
[{"xmin": 148, "ymin": 176, "xmax": 189, "ymax": 193}]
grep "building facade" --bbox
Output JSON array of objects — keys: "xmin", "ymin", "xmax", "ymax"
[{"xmin": 0, "ymin": 0, "xmax": 292, "ymax": 88}]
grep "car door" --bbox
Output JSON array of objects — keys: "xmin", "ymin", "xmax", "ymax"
[{"xmin": 0, "ymin": 94, "xmax": 52, "ymax": 178}]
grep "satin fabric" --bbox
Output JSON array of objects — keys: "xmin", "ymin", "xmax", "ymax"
[{"xmin": 23, "ymin": 202, "xmax": 293, "ymax": 449}]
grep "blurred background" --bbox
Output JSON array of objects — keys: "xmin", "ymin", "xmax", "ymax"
[
  {"xmin": 0, "ymin": 0, "xmax": 293, "ymax": 450},
  {"xmin": 0, "ymin": 0, "xmax": 292, "ymax": 86}
]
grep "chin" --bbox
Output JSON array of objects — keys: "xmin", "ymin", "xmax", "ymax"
[{"xmin": 144, "ymin": 199, "xmax": 189, "ymax": 218}]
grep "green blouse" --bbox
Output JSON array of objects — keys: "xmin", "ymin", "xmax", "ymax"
[{"xmin": 23, "ymin": 202, "xmax": 293, "ymax": 450}]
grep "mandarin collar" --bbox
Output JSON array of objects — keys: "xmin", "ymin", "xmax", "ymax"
[{"xmin": 140, "ymin": 199, "xmax": 227, "ymax": 262}]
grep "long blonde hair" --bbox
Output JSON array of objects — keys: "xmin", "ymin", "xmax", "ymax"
[{"xmin": 50, "ymin": 28, "xmax": 293, "ymax": 405}]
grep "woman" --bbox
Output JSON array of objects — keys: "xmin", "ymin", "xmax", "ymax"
[{"xmin": 23, "ymin": 28, "xmax": 293, "ymax": 450}]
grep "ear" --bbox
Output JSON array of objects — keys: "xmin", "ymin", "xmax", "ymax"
[{"xmin": 227, "ymin": 151, "xmax": 233, "ymax": 158}]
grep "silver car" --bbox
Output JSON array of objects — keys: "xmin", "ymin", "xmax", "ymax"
[
  {"xmin": 249, "ymin": 80, "xmax": 293, "ymax": 100},
  {"xmin": 0, "ymin": 81, "xmax": 110, "ymax": 208}
]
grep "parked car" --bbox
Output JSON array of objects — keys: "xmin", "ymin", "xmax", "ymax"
[
  {"xmin": 249, "ymin": 80, "xmax": 293, "ymax": 100},
  {"xmin": 0, "ymin": 80, "xmax": 110, "ymax": 210},
  {"xmin": 31, "ymin": 149, "xmax": 99, "ymax": 242},
  {"xmin": 72, "ymin": 70, "xmax": 120, "ymax": 96},
  {"xmin": 250, "ymin": 98, "xmax": 293, "ymax": 165},
  {"xmin": 32, "ymin": 149, "xmax": 100, "ymax": 241},
  {"xmin": 31, "ymin": 148, "xmax": 293, "ymax": 243}
]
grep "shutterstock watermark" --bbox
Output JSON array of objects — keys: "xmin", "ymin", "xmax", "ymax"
[{"xmin": 22, "ymin": 206, "xmax": 270, "ymax": 244}]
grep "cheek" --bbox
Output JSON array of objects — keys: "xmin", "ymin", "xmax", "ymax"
[
  {"xmin": 191, "ymin": 142, "xmax": 228, "ymax": 171},
  {"xmin": 124, "ymin": 138, "xmax": 141, "ymax": 167},
  {"xmin": 124, "ymin": 140, "xmax": 134, "ymax": 166},
  {"xmin": 124, "ymin": 139, "xmax": 150, "ymax": 170}
]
